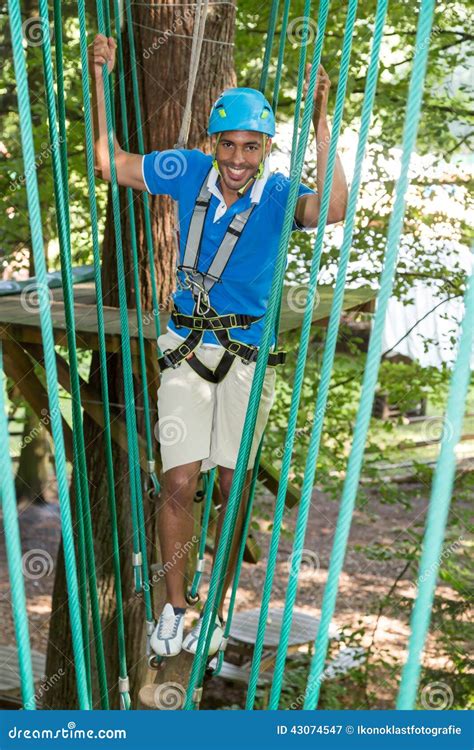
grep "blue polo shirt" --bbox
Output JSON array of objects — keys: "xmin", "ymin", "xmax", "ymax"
[{"xmin": 142, "ymin": 148, "xmax": 315, "ymax": 347}]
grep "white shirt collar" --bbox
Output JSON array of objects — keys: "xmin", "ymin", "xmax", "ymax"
[{"xmin": 206, "ymin": 157, "xmax": 270, "ymax": 223}]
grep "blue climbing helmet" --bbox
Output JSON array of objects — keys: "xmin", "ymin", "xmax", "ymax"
[{"xmin": 207, "ymin": 87, "xmax": 276, "ymax": 137}]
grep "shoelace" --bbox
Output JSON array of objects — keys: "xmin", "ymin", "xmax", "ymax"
[{"xmin": 158, "ymin": 613, "xmax": 181, "ymax": 639}]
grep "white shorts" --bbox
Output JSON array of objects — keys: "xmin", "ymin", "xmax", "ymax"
[{"xmin": 156, "ymin": 330, "xmax": 277, "ymax": 474}]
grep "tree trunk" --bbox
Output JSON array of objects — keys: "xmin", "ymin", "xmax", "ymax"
[
  {"xmin": 46, "ymin": 0, "xmax": 235, "ymax": 709},
  {"xmin": 14, "ymin": 408, "xmax": 51, "ymax": 504}
]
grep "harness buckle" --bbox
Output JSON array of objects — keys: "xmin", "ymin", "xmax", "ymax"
[
  {"xmin": 163, "ymin": 349, "xmax": 180, "ymax": 369},
  {"xmin": 242, "ymin": 346, "xmax": 258, "ymax": 365},
  {"xmin": 228, "ymin": 314, "xmax": 238, "ymax": 328},
  {"xmin": 227, "ymin": 342, "xmax": 241, "ymax": 355},
  {"xmin": 193, "ymin": 317, "xmax": 204, "ymax": 330},
  {"xmin": 178, "ymin": 343, "xmax": 192, "ymax": 358}
]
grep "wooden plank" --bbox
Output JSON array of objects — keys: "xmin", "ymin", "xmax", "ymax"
[
  {"xmin": 2, "ymin": 339, "xmax": 73, "ymax": 461},
  {"xmin": 0, "ymin": 284, "xmax": 377, "ymax": 349},
  {"xmin": 230, "ymin": 607, "xmax": 338, "ymax": 647}
]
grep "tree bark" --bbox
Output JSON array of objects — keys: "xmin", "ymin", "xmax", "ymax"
[{"xmin": 46, "ymin": 0, "xmax": 235, "ymax": 709}]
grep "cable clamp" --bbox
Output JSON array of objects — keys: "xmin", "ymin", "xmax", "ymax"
[
  {"xmin": 196, "ymin": 559, "xmax": 205, "ymax": 573},
  {"xmin": 118, "ymin": 676, "xmax": 130, "ymax": 693},
  {"xmin": 146, "ymin": 619, "xmax": 155, "ymax": 637},
  {"xmin": 219, "ymin": 636, "xmax": 228, "ymax": 652},
  {"xmin": 193, "ymin": 687, "xmax": 203, "ymax": 704},
  {"xmin": 132, "ymin": 552, "xmax": 143, "ymax": 567},
  {"xmin": 147, "ymin": 460, "xmax": 155, "ymax": 473}
]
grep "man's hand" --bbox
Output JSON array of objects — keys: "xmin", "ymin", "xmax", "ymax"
[
  {"xmin": 88, "ymin": 34, "xmax": 116, "ymax": 78},
  {"xmin": 303, "ymin": 63, "xmax": 331, "ymax": 127}
]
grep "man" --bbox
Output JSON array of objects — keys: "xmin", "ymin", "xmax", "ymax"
[{"xmin": 89, "ymin": 35, "xmax": 347, "ymax": 659}]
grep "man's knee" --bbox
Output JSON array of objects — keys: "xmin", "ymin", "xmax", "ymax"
[
  {"xmin": 162, "ymin": 463, "xmax": 200, "ymax": 512},
  {"xmin": 218, "ymin": 467, "xmax": 252, "ymax": 502}
]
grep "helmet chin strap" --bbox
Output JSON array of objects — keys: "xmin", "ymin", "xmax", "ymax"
[{"xmin": 212, "ymin": 133, "xmax": 268, "ymax": 196}]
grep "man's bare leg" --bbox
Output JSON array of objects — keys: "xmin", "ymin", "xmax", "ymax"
[
  {"xmin": 157, "ymin": 460, "xmax": 202, "ymax": 609},
  {"xmin": 212, "ymin": 466, "xmax": 253, "ymax": 620}
]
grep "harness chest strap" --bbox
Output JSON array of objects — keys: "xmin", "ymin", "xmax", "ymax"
[{"xmin": 159, "ymin": 168, "xmax": 286, "ymax": 381}]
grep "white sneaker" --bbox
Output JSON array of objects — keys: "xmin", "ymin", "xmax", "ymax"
[
  {"xmin": 182, "ymin": 613, "xmax": 224, "ymax": 657},
  {"xmin": 150, "ymin": 603, "xmax": 185, "ymax": 657}
]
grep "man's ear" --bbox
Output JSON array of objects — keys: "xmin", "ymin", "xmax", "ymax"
[{"xmin": 265, "ymin": 137, "xmax": 272, "ymax": 156}]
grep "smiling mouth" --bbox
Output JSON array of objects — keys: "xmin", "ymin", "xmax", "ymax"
[{"xmin": 224, "ymin": 165, "xmax": 249, "ymax": 182}]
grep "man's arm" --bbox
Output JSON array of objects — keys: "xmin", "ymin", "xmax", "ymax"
[
  {"xmin": 89, "ymin": 34, "xmax": 145, "ymax": 190},
  {"xmin": 294, "ymin": 64, "xmax": 348, "ymax": 228}
]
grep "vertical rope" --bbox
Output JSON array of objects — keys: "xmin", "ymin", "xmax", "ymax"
[
  {"xmin": 184, "ymin": 0, "xmax": 332, "ymax": 710},
  {"xmin": 7, "ymin": 0, "xmax": 90, "ymax": 709},
  {"xmin": 39, "ymin": 0, "xmax": 109, "ymax": 708},
  {"xmin": 304, "ymin": 0, "xmax": 438, "ymax": 709},
  {"xmin": 397, "ymin": 251, "xmax": 474, "ymax": 709},
  {"xmin": 123, "ymin": 0, "xmax": 161, "ymax": 344},
  {"xmin": 76, "ymin": 0, "xmax": 131, "ymax": 710},
  {"xmin": 271, "ymin": 0, "xmax": 291, "ymax": 114},
  {"xmin": 0, "ymin": 345, "xmax": 36, "ymax": 709},
  {"xmin": 259, "ymin": 0, "xmax": 281, "ymax": 94},
  {"xmin": 267, "ymin": 0, "xmax": 359, "ymax": 709}
]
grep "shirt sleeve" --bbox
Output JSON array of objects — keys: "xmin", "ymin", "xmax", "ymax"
[
  {"xmin": 292, "ymin": 183, "xmax": 317, "ymax": 232},
  {"xmin": 142, "ymin": 148, "xmax": 194, "ymax": 199}
]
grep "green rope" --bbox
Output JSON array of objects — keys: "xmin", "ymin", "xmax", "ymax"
[
  {"xmin": 211, "ymin": 439, "xmax": 264, "ymax": 677},
  {"xmin": 290, "ymin": 0, "xmax": 312, "ymax": 174},
  {"xmin": 7, "ymin": 0, "xmax": 90, "ymax": 709},
  {"xmin": 76, "ymin": 0, "xmax": 131, "ymax": 710},
  {"xmin": 0, "ymin": 345, "xmax": 36, "ymax": 709},
  {"xmin": 397, "ymin": 252, "xmax": 474, "ymax": 709},
  {"xmin": 304, "ymin": 0, "xmax": 437, "ymax": 709},
  {"xmin": 184, "ymin": 0, "xmax": 332, "ymax": 709},
  {"xmin": 39, "ymin": 0, "xmax": 109, "ymax": 708},
  {"xmin": 51, "ymin": 0, "xmax": 92, "ymax": 704},
  {"xmin": 95, "ymin": 0, "xmax": 154, "ymax": 630},
  {"xmin": 189, "ymin": 469, "xmax": 216, "ymax": 600},
  {"xmin": 124, "ymin": 0, "xmax": 162, "ymax": 346},
  {"xmin": 259, "ymin": 0, "xmax": 281, "ymax": 94},
  {"xmin": 271, "ymin": 0, "xmax": 291, "ymax": 114},
  {"xmin": 264, "ymin": 0, "xmax": 360, "ymax": 709},
  {"xmin": 112, "ymin": 0, "xmax": 160, "ymax": 499}
]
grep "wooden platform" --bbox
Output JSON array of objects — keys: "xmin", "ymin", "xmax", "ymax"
[
  {"xmin": 229, "ymin": 607, "xmax": 338, "ymax": 648},
  {"xmin": 0, "ymin": 281, "xmax": 376, "ymax": 353}
]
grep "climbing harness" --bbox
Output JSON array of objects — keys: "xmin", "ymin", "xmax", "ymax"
[{"xmin": 158, "ymin": 171, "xmax": 286, "ymax": 382}]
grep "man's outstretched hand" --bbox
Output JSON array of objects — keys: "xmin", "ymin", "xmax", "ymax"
[
  {"xmin": 303, "ymin": 63, "xmax": 331, "ymax": 127},
  {"xmin": 88, "ymin": 33, "xmax": 117, "ymax": 78}
]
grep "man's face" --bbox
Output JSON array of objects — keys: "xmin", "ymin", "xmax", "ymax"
[{"xmin": 215, "ymin": 130, "xmax": 271, "ymax": 192}]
